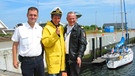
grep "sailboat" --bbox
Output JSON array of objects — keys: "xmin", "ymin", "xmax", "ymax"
[
  {"xmin": 106, "ymin": 0, "xmax": 134, "ymax": 69},
  {"xmin": 102, "ymin": 36, "xmax": 126, "ymax": 59}
]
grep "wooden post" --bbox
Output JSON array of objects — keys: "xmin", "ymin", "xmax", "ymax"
[
  {"xmin": 92, "ymin": 38, "xmax": 96, "ymax": 60},
  {"xmin": 99, "ymin": 37, "xmax": 102, "ymax": 56}
]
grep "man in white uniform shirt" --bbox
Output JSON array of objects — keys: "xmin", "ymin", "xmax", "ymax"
[{"xmin": 12, "ymin": 7, "xmax": 45, "ymax": 76}]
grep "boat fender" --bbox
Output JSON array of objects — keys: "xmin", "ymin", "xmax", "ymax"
[{"xmin": 119, "ymin": 55, "xmax": 123, "ymax": 60}]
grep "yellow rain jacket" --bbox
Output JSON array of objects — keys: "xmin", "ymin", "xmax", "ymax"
[{"xmin": 42, "ymin": 21, "xmax": 65, "ymax": 74}]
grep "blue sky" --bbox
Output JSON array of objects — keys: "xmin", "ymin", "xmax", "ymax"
[{"xmin": 0, "ymin": 0, "xmax": 135, "ymax": 29}]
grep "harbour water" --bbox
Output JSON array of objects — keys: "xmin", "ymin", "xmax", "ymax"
[
  {"xmin": 0, "ymin": 45, "xmax": 135, "ymax": 76},
  {"xmin": 80, "ymin": 46, "xmax": 135, "ymax": 76}
]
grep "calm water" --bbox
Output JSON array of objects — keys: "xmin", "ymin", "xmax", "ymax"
[{"xmin": 80, "ymin": 46, "xmax": 135, "ymax": 76}]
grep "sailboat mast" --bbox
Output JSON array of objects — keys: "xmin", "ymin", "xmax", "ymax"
[
  {"xmin": 120, "ymin": 0, "xmax": 124, "ymax": 36},
  {"xmin": 123, "ymin": 0, "xmax": 129, "ymax": 43}
]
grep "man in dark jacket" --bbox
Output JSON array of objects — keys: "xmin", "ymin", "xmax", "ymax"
[{"xmin": 64, "ymin": 11, "xmax": 87, "ymax": 76}]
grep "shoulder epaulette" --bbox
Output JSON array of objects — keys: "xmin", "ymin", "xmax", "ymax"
[
  {"xmin": 81, "ymin": 26, "xmax": 84, "ymax": 29},
  {"xmin": 16, "ymin": 23, "xmax": 23, "ymax": 27},
  {"xmin": 78, "ymin": 24, "xmax": 84, "ymax": 29}
]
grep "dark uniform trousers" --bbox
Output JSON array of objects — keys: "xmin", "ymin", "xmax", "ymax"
[
  {"xmin": 65, "ymin": 54, "xmax": 80, "ymax": 76},
  {"xmin": 19, "ymin": 55, "xmax": 45, "ymax": 76}
]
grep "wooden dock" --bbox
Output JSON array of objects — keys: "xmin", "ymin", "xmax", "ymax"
[{"xmin": 91, "ymin": 57, "xmax": 106, "ymax": 64}]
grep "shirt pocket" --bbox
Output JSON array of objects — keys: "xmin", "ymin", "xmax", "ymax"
[
  {"xmin": 20, "ymin": 33, "xmax": 29, "ymax": 46},
  {"xmin": 35, "ymin": 31, "xmax": 42, "ymax": 41},
  {"xmin": 35, "ymin": 35, "xmax": 42, "ymax": 44},
  {"xmin": 36, "ymin": 35, "xmax": 42, "ymax": 39},
  {"xmin": 21, "ymin": 36, "xmax": 29, "ymax": 45}
]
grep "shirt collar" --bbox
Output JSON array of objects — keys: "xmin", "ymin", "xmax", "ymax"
[
  {"xmin": 26, "ymin": 22, "xmax": 38, "ymax": 29},
  {"xmin": 67, "ymin": 24, "xmax": 74, "ymax": 29}
]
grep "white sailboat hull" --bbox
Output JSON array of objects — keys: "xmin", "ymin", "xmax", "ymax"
[{"xmin": 107, "ymin": 48, "xmax": 134, "ymax": 69}]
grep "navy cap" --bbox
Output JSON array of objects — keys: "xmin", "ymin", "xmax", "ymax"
[{"xmin": 51, "ymin": 7, "xmax": 62, "ymax": 15}]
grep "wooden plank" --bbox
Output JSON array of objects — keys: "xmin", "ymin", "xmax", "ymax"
[{"xmin": 91, "ymin": 57, "xmax": 106, "ymax": 63}]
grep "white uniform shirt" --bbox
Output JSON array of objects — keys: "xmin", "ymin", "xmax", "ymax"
[
  {"xmin": 12, "ymin": 22, "xmax": 42, "ymax": 57},
  {"xmin": 65, "ymin": 25, "xmax": 74, "ymax": 54}
]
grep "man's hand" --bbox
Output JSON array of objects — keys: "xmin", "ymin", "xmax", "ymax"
[
  {"xmin": 77, "ymin": 57, "xmax": 81, "ymax": 67},
  {"xmin": 13, "ymin": 60, "xmax": 19, "ymax": 69},
  {"xmin": 56, "ymin": 27, "xmax": 60, "ymax": 36}
]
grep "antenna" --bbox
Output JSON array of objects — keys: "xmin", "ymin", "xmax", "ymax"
[
  {"xmin": 120, "ymin": 0, "xmax": 124, "ymax": 36},
  {"xmin": 37, "ymin": 0, "xmax": 40, "ymax": 23}
]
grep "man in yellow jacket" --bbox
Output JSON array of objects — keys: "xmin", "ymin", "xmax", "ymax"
[{"xmin": 42, "ymin": 7, "xmax": 65, "ymax": 76}]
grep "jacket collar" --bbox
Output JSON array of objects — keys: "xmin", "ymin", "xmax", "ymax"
[
  {"xmin": 46, "ymin": 21, "xmax": 56, "ymax": 28},
  {"xmin": 50, "ymin": 20, "xmax": 60, "ymax": 27},
  {"xmin": 71, "ymin": 23, "xmax": 78, "ymax": 31}
]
